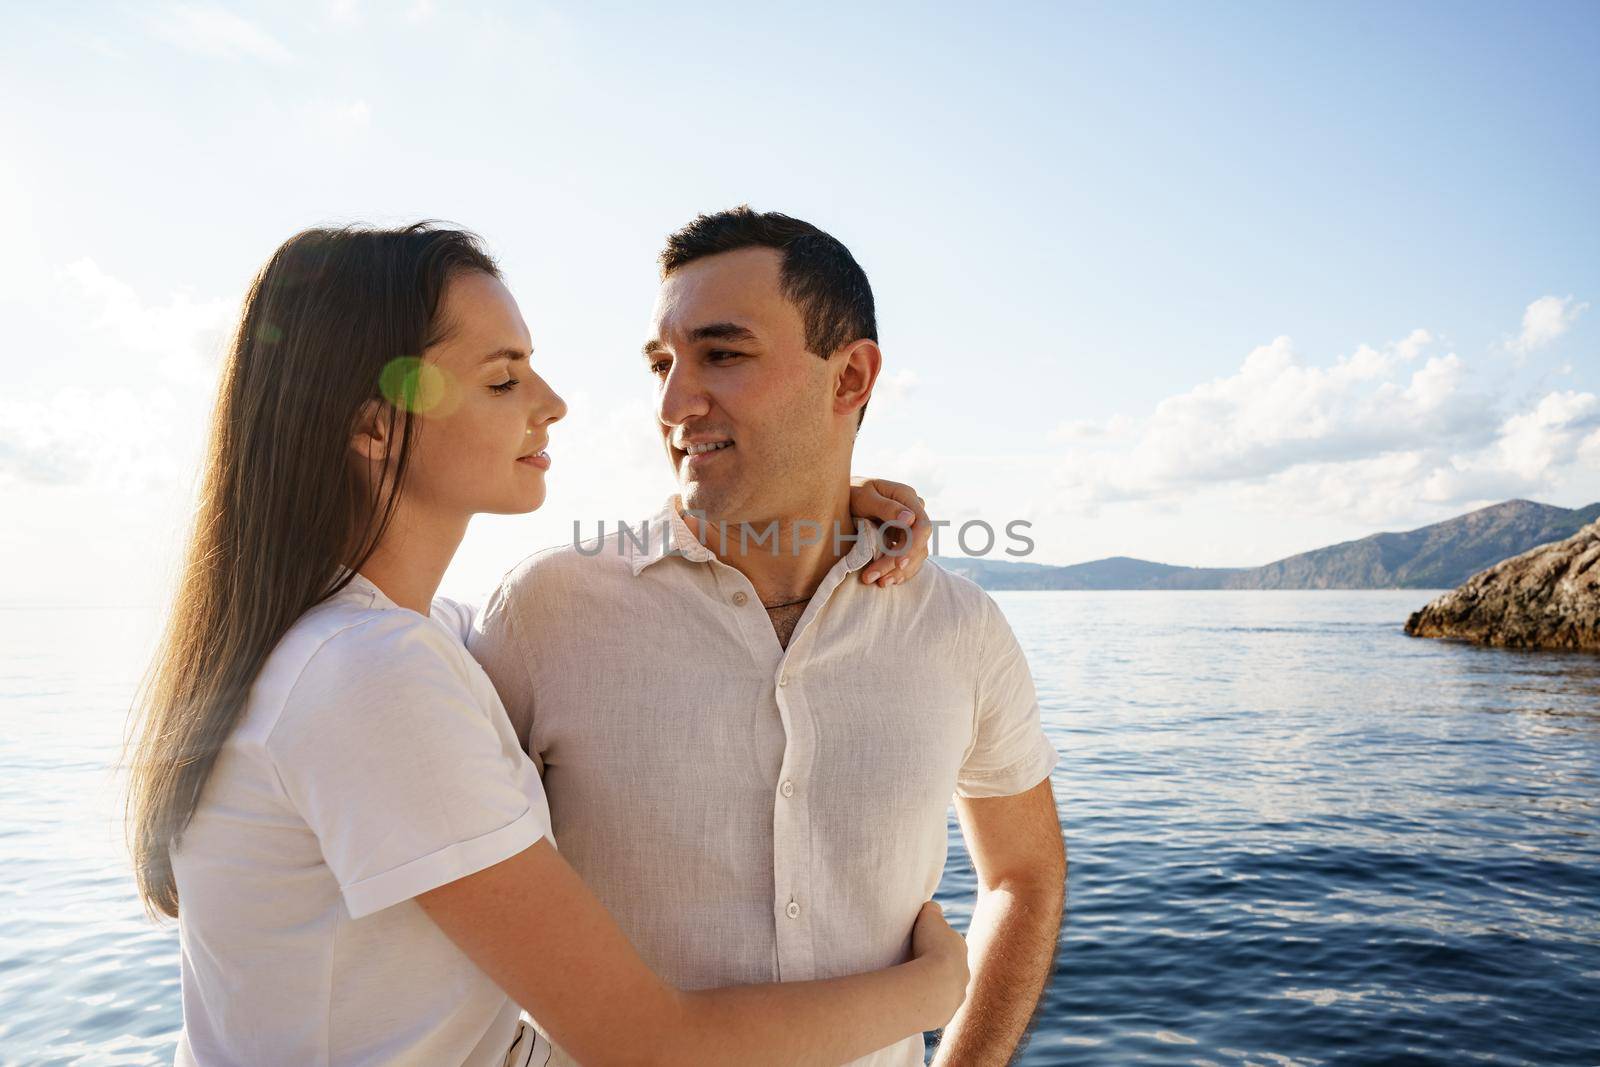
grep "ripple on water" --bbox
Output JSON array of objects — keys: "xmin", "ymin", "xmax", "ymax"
[{"xmin": 6, "ymin": 595, "xmax": 1600, "ymax": 1064}]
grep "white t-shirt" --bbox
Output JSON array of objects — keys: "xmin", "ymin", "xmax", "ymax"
[{"xmin": 171, "ymin": 571, "xmax": 551, "ymax": 1067}]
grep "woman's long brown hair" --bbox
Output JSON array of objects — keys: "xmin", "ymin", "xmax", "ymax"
[{"xmin": 124, "ymin": 223, "xmax": 499, "ymax": 917}]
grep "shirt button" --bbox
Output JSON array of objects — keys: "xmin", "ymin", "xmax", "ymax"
[
  {"xmin": 778, "ymin": 674, "xmax": 789, "ymax": 687},
  {"xmin": 786, "ymin": 900, "xmax": 801, "ymax": 919},
  {"xmin": 732, "ymin": 591, "xmax": 748, "ymax": 606},
  {"xmin": 780, "ymin": 780, "xmax": 795, "ymax": 798}
]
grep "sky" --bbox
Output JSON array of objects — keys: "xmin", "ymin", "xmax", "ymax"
[{"xmin": 1, "ymin": 1, "xmax": 1596, "ymax": 605}]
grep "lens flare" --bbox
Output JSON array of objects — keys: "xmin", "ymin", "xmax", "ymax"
[{"xmin": 379, "ymin": 356, "xmax": 458, "ymax": 416}]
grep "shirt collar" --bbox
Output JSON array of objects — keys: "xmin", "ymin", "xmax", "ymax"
[
  {"xmin": 328, "ymin": 565, "xmax": 391, "ymax": 606},
  {"xmin": 628, "ymin": 495, "xmax": 883, "ymax": 577},
  {"xmin": 626, "ymin": 496, "xmax": 716, "ymax": 576}
]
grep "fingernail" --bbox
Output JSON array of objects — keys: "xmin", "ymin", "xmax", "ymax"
[
  {"xmin": 897, "ymin": 556, "xmax": 909, "ymax": 570},
  {"xmin": 897, "ymin": 509, "xmax": 914, "ymax": 525},
  {"xmin": 864, "ymin": 570, "xmax": 880, "ymax": 583}
]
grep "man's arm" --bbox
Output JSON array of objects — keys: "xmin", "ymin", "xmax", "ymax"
[{"xmin": 931, "ymin": 775, "xmax": 1066, "ymax": 1067}]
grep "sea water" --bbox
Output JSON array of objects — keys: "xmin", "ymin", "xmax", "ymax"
[{"xmin": 2, "ymin": 592, "xmax": 1597, "ymax": 1065}]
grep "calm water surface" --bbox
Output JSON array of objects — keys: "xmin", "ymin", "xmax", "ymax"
[{"xmin": 2, "ymin": 592, "xmax": 1598, "ymax": 1065}]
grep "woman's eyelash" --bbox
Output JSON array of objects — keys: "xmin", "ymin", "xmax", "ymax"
[{"xmin": 490, "ymin": 378, "xmax": 520, "ymax": 394}]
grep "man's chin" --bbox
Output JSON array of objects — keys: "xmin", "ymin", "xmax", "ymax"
[{"xmin": 677, "ymin": 479, "xmax": 738, "ymax": 522}]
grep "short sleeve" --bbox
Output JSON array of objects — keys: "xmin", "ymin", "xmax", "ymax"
[
  {"xmin": 467, "ymin": 578, "xmax": 539, "ymax": 759},
  {"xmin": 428, "ymin": 596, "xmax": 479, "ymax": 644},
  {"xmin": 956, "ymin": 594, "xmax": 1060, "ymax": 798},
  {"xmin": 268, "ymin": 614, "xmax": 550, "ymax": 919}
]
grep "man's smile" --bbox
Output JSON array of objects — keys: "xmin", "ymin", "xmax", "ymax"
[{"xmin": 672, "ymin": 434, "xmax": 736, "ymax": 469}]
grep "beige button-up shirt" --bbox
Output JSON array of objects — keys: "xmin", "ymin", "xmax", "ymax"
[{"xmin": 469, "ymin": 496, "xmax": 1059, "ymax": 1066}]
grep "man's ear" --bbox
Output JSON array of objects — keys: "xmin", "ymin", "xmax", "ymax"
[
  {"xmin": 832, "ymin": 339, "xmax": 882, "ymax": 423},
  {"xmin": 350, "ymin": 398, "xmax": 394, "ymax": 465}
]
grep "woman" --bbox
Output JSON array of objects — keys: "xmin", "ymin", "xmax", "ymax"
[{"xmin": 124, "ymin": 223, "xmax": 958, "ymax": 1067}]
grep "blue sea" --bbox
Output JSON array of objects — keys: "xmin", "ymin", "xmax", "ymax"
[{"xmin": 3, "ymin": 592, "xmax": 1598, "ymax": 1065}]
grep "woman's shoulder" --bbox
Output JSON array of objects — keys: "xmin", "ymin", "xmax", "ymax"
[
  {"xmin": 299, "ymin": 602, "xmax": 473, "ymax": 690},
  {"xmin": 242, "ymin": 599, "xmax": 477, "ymax": 745}
]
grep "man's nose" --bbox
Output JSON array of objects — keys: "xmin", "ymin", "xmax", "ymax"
[{"xmin": 658, "ymin": 360, "xmax": 709, "ymax": 428}]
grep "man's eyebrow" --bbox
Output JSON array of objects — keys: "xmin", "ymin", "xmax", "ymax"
[
  {"xmin": 642, "ymin": 323, "xmax": 758, "ymax": 358},
  {"xmin": 479, "ymin": 347, "xmax": 531, "ymax": 365},
  {"xmin": 690, "ymin": 322, "xmax": 757, "ymax": 344}
]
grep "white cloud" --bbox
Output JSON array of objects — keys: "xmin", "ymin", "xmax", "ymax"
[
  {"xmin": 1394, "ymin": 327, "xmax": 1432, "ymax": 362},
  {"xmin": 0, "ymin": 385, "xmax": 189, "ymax": 492},
  {"xmin": 1052, "ymin": 328, "xmax": 1596, "ymax": 526},
  {"xmin": 1, "ymin": 262, "xmax": 229, "ymax": 491},
  {"xmin": 59, "ymin": 257, "xmax": 231, "ymax": 380},
  {"xmin": 851, "ymin": 439, "xmax": 950, "ymax": 507},
  {"xmin": 326, "ymin": 0, "xmax": 361, "ymax": 24},
  {"xmin": 1488, "ymin": 390, "xmax": 1600, "ymax": 481},
  {"xmin": 1510, "ymin": 295, "xmax": 1588, "ymax": 357},
  {"xmin": 1581, "ymin": 428, "xmax": 1600, "ymax": 468},
  {"xmin": 1056, "ymin": 331, "xmax": 1500, "ymax": 504},
  {"xmin": 320, "ymin": 0, "xmax": 436, "ymax": 28},
  {"xmin": 307, "ymin": 98, "xmax": 373, "ymax": 132},
  {"xmin": 876, "ymin": 368, "xmax": 918, "ymax": 402},
  {"xmin": 1050, "ymin": 413, "xmax": 1133, "ymax": 445},
  {"xmin": 154, "ymin": 4, "xmax": 293, "ymax": 63},
  {"xmin": 1234, "ymin": 451, "xmax": 1438, "ymax": 526}
]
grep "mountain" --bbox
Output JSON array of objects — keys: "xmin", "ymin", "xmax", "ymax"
[
  {"xmin": 935, "ymin": 499, "xmax": 1600, "ymax": 591},
  {"xmin": 933, "ymin": 555, "xmax": 1243, "ymax": 591}
]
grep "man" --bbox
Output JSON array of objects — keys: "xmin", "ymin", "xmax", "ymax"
[{"xmin": 469, "ymin": 207, "xmax": 1065, "ymax": 1066}]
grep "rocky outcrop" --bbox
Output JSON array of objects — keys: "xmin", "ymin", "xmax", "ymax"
[{"xmin": 1404, "ymin": 521, "xmax": 1600, "ymax": 650}]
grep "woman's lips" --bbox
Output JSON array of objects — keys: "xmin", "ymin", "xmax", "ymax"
[{"xmin": 518, "ymin": 450, "xmax": 551, "ymax": 470}]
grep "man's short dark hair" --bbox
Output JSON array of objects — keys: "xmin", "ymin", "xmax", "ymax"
[{"xmin": 660, "ymin": 206, "xmax": 877, "ymax": 428}]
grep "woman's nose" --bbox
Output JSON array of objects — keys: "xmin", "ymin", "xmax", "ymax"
[{"xmin": 531, "ymin": 374, "xmax": 567, "ymax": 424}]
